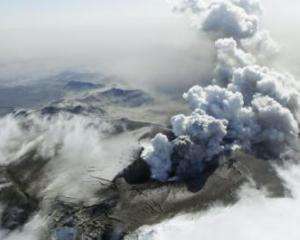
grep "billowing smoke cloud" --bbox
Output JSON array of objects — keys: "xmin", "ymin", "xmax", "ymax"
[
  {"xmin": 214, "ymin": 38, "xmax": 255, "ymax": 85},
  {"xmin": 171, "ymin": 112, "xmax": 227, "ymax": 159},
  {"xmin": 241, "ymin": 30, "xmax": 279, "ymax": 61},
  {"xmin": 228, "ymin": 65, "xmax": 299, "ymax": 109},
  {"xmin": 142, "ymin": 134, "xmax": 174, "ymax": 181},
  {"xmin": 202, "ymin": 1, "xmax": 259, "ymax": 39},
  {"xmin": 142, "ymin": 0, "xmax": 300, "ymax": 182}
]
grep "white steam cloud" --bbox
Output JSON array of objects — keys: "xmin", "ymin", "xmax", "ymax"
[
  {"xmin": 142, "ymin": 134, "xmax": 174, "ymax": 181},
  {"xmin": 142, "ymin": 0, "xmax": 300, "ymax": 182},
  {"xmin": 202, "ymin": 1, "xmax": 259, "ymax": 39},
  {"xmin": 0, "ymin": 112, "xmax": 139, "ymax": 202}
]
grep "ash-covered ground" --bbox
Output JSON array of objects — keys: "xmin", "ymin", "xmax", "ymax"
[{"xmin": 0, "ymin": 75, "xmax": 291, "ymax": 240}]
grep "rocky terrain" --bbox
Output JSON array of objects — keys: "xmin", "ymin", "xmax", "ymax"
[
  {"xmin": 0, "ymin": 81, "xmax": 287, "ymax": 239},
  {"xmin": 0, "ymin": 133, "xmax": 287, "ymax": 240}
]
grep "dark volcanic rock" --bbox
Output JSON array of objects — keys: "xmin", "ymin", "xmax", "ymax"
[
  {"xmin": 1, "ymin": 206, "xmax": 31, "ymax": 230},
  {"xmin": 12, "ymin": 109, "xmax": 29, "ymax": 117},
  {"xmin": 41, "ymin": 106, "xmax": 60, "ymax": 115},
  {"xmin": 102, "ymin": 88, "xmax": 153, "ymax": 107},
  {"xmin": 122, "ymin": 158, "xmax": 151, "ymax": 185},
  {"xmin": 41, "ymin": 105, "xmax": 104, "ymax": 116},
  {"xmin": 0, "ymin": 167, "xmax": 38, "ymax": 230},
  {"xmin": 0, "ymin": 151, "xmax": 44, "ymax": 231},
  {"xmin": 6, "ymin": 150, "xmax": 49, "ymax": 196},
  {"xmin": 67, "ymin": 105, "xmax": 85, "ymax": 114},
  {"xmin": 64, "ymin": 81, "xmax": 104, "ymax": 91},
  {"xmin": 102, "ymin": 225, "xmax": 124, "ymax": 240},
  {"xmin": 111, "ymin": 118, "xmax": 152, "ymax": 134},
  {"xmin": 139, "ymin": 126, "xmax": 176, "ymax": 141},
  {"xmin": 0, "ymin": 168, "xmax": 28, "ymax": 206},
  {"xmin": 116, "ymin": 148, "xmax": 151, "ymax": 185},
  {"xmin": 83, "ymin": 88, "xmax": 154, "ymax": 107}
]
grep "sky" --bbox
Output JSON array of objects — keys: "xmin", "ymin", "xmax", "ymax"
[
  {"xmin": 0, "ymin": 0, "xmax": 299, "ymax": 89},
  {"xmin": 0, "ymin": 0, "xmax": 169, "ymax": 30},
  {"xmin": 0, "ymin": 0, "xmax": 299, "ymax": 28},
  {"xmin": 0, "ymin": 0, "xmax": 215, "ymax": 89}
]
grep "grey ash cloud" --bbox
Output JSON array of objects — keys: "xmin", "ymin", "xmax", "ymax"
[{"xmin": 142, "ymin": 0, "xmax": 300, "ymax": 182}]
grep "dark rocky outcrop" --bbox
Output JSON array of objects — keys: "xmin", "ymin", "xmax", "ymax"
[
  {"xmin": 101, "ymin": 88, "xmax": 153, "ymax": 107},
  {"xmin": 1, "ymin": 206, "xmax": 32, "ymax": 230},
  {"xmin": 82, "ymin": 88, "xmax": 154, "ymax": 108},
  {"xmin": 0, "ymin": 166, "xmax": 38, "ymax": 230},
  {"xmin": 111, "ymin": 118, "xmax": 153, "ymax": 134},
  {"xmin": 64, "ymin": 81, "xmax": 104, "ymax": 91},
  {"xmin": 41, "ymin": 105, "xmax": 105, "ymax": 116},
  {"xmin": 138, "ymin": 126, "xmax": 176, "ymax": 141},
  {"xmin": 121, "ymin": 159, "xmax": 151, "ymax": 185}
]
